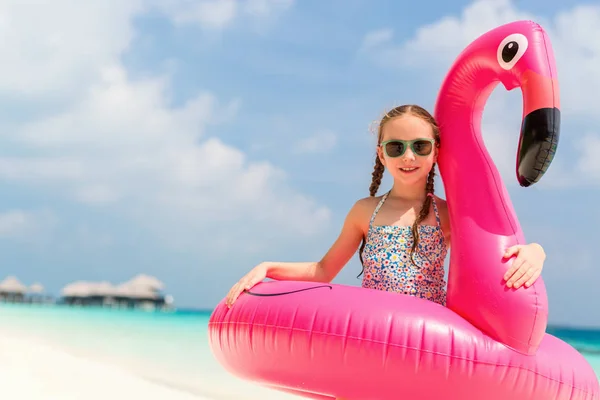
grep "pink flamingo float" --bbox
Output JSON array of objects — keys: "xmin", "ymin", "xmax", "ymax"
[{"xmin": 208, "ymin": 21, "xmax": 600, "ymax": 400}]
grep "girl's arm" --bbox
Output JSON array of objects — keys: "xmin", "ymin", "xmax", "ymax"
[
  {"xmin": 225, "ymin": 199, "xmax": 369, "ymax": 307},
  {"xmin": 265, "ymin": 199, "xmax": 367, "ymax": 282}
]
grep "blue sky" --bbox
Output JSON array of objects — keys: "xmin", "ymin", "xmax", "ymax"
[{"xmin": 0, "ymin": 0, "xmax": 598, "ymax": 327}]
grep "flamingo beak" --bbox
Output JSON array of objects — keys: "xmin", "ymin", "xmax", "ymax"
[{"xmin": 516, "ymin": 70, "xmax": 560, "ymax": 187}]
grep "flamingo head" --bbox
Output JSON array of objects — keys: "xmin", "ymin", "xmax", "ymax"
[{"xmin": 467, "ymin": 20, "xmax": 561, "ymax": 187}]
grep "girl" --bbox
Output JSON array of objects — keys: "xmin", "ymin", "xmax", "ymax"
[{"xmin": 225, "ymin": 104, "xmax": 546, "ymax": 310}]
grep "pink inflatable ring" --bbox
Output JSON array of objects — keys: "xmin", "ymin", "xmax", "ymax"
[{"xmin": 208, "ymin": 21, "xmax": 600, "ymax": 400}]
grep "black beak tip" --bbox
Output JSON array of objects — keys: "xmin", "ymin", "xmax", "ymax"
[
  {"xmin": 517, "ymin": 107, "xmax": 560, "ymax": 187},
  {"xmin": 517, "ymin": 175, "xmax": 534, "ymax": 187}
]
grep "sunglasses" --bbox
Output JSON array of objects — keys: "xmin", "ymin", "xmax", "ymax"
[{"xmin": 380, "ymin": 138, "xmax": 436, "ymax": 158}]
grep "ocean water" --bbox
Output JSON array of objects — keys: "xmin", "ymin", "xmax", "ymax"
[{"xmin": 0, "ymin": 304, "xmax": 598, "ymax": 399}]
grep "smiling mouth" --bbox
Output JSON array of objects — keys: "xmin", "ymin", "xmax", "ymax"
[{"xmin": 399, "ymin": 167, "xmax": 419, "ymax": 173}]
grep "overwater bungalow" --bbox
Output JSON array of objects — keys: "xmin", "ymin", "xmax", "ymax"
[
  {"xmin": 26, "ymin": 282, "xmax": 52, "ymax": 304},
  {"xmin": 0, "ymin": 276, "xmax": 27, "ymax": 303},
  {"xmin": 0, "ymin": 277, "xmax": 54, "ymax": 304},
  {"xmin": 60, "ymin": 274, "xmax": 174, "ymax": 311}
]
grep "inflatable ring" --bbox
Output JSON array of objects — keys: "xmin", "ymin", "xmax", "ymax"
[{"xmin": 208, "ymin": 21, "xmax": 599, "ymax": 400}]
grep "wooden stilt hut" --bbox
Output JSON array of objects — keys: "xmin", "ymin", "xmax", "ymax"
[
  {"xmin": 59, "ymin": 274, "xmax": 174, "ymax": 310},
  {"xmin": 0, "ymin": 276, "xmax": 27, "ymax": 303}
]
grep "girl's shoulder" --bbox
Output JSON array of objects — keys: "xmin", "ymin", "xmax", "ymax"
[
  {"xmin": 354, "ymin": 194, "xmax": 387, "ymax": 216},
  {"xmin": 355, "ymin": 194, "xmax": 385, "ymax": 209},
  {"xmin": 348, "ymin": 195, "xmax": 386, "ymax": 232}
]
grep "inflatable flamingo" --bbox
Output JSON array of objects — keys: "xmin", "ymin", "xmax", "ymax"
[
  {"xmin": 435, "ymin": 19, "xmax": 556, "ymax": 356},
  {"xmin": 208, "ymin": 21, "xmax": 599, "ymax": 400}
]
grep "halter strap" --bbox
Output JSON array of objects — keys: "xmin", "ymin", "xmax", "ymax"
[
  {"xmin": 369, "ymin": 191, "xmax": 441, "ymax": 227},
  {"xmin": 369, "ymin": 191, "xmax": 389, "ymax": 227}
]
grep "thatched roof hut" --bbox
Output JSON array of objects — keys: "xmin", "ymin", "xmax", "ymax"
[
  {"xmin": 60, "ymin": 274, "xmax": 171, "ymax": 309},
  {"xmin": 29, "ymin": 283, "xmax": 44, "ymax": 294},
  {"xmin": 0, "ymin": 276, "xmax": 27, "ymax": 294},
  {"xmin": 0, "ymin": 276, "xmax": 28, "ymax": 302},
  {"xmin": 125, "ymin": 274, "xmax": 164, "ymax": 291}
]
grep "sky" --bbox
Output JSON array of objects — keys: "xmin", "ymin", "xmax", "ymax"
[{"xmin": 0, "ymin": 0, "xmax": 598, "ymax": 327}]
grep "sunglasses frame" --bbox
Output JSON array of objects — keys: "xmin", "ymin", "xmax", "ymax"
[{"xmin": 380, "ymin": 138, "xmax": 436, "ymax": 158}]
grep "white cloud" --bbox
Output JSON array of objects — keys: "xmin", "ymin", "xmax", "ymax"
[
  {"xmin": 153, "ymin": 0, "xmax": 237, "ymax": 29},
  {"xmin": 0, "ymin": 1, "xmax": 330, "ymax": 253},
  {"xmin": 385, "ymin": 0, "xmax": 600, "ymax": 119},
  {"xmin": 152, "ymin": 0, "xmax": 294, "ymax": 30},
  {"xmin": 360, "ymin": 0, "xmax": 600, "ymax": 188},
  {"xmin": 359, "ymin": 28, "xmax": 393, "ymax": 52},
  {"xmin": 294, "ymin": 130, "xmax": 337, "ymax": 154},
  {"xmin": 0, "ymin": 210, "xmax": 57, "ymax": 239},
  {"xmin": 75, "ymin": 185, "xmax": 121, "ymax": 205},
  {"xmin": 244, "ymin": 0, "xmax": 294, "ymax": 18},
  {"xmin": 371, "ymin": 0, "xmax": 535, "ymax": 68},
  {"xmin": 0, "ymin": 0, "xmax": 144, "ymax": 100},
  {"xmin": 0, "ymin": 211, "xmax": 35, "ymax": 236},
  {"xmin": 0, "ymin": 157, "xmax": 85, "ymax": 183}
]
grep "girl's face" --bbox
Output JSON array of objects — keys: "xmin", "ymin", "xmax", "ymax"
[{"xmin": 377, "ymin": 114, "xmax": 438, "ymax": 187}]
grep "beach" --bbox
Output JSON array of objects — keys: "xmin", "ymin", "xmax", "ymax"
[
  {"xmin": 0, "ymin": 304, "xmax": 597, "ymax": 400},
  {"xmin": 0, "ymin": 329, "xmax": 212, "ymax": 400},
  {"xmin": 0, "ymin": 304, "xmax": 304, "ymax": 400}
]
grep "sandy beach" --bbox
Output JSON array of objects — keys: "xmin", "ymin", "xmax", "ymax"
[{"xmin": 0, "ymin": 329, "xmax": 212, "ymax": 400}]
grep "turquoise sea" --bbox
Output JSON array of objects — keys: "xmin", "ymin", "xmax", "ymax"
[{"xmin": 0, "ymin": 304, "xmax": 598, "ymax": 399}]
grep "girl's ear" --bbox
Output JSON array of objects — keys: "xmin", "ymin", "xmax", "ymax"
[{"xmin": 377, "ymin": 145, "xmax": 386, "ymax": 167}]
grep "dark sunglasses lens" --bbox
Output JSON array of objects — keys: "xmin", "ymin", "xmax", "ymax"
[
  {"xmin": 385, "ymin": 142, "xmax": 405, "ymax": 157},
  {"xmin": 413, "ymin": 140, "xmax": 433, "ymax": 155}
]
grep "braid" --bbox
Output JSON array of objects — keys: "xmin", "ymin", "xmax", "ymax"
[
  {"xmin": 358, "ymin": 154, "xmax": 385, "ymax": 274},
  {"xmin": 409, "ymin": 165, "xmax": 436, "ymax": 265},
  {"xmin": 357, "ymin": 154, "xmax": 385, "ymax": 278},
  {"xmin": 369, "ymin": 155, "xmax": 385, "ymax": 197}
]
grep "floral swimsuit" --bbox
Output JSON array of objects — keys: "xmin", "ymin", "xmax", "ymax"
[{"xmin": 361, "ymin": 192, "xmax": 448, "ymax": 306}]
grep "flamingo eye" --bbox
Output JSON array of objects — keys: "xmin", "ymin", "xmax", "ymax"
[{"xmin": 497, "ymin": 33, "xmax": 528, "ymax": 70}]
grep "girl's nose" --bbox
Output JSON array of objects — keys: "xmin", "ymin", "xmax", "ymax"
[{"xmin": 403, "ymin": 149, "xmax": 416, "ymax": 161}]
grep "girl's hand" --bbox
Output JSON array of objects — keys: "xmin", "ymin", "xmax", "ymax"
[
  {"xmin": 225, "ymin": 263, "xmax": 269, "ymax": 308},
  {"xmin": 503, "ymin": 243, "xmax": 546, "ymax": 289}
]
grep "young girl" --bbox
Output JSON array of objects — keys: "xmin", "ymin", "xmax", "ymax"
[{"xmin": 225, "ymin": 104, "xmax": 547, "ymax": 310}]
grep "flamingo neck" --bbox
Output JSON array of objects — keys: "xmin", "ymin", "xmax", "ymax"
[{"xmin": 435, "ymin": 64, "xmax": 523, "ymax": 239}]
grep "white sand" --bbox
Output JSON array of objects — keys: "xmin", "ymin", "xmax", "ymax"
[{"xmin": 0, "ymin": 330, "xmax": 212, "ymax": 400}]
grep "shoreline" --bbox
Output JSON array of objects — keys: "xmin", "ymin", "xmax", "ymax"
[{"xmin": 3, "ymin": 303, "xmax": 600, "ymax": 331}]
